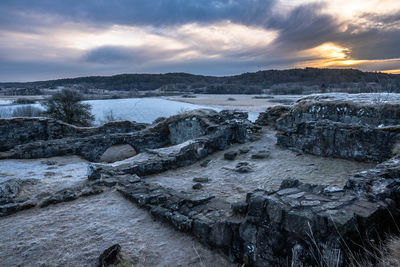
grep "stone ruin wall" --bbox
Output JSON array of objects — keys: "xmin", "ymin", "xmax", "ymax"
[
  {"xmin": 87, "ymin": 95, "xmax": 400, "ymax": 266},
  {"xmin": 279, "ymin": 94, "xmax": 400, "ymax": 128},
  {"xmin": 0, "ymin": 117, "xmax": 147, "ymax": 152},
  {"xmin": 257, "ymin": 94, "xmax": 400, "ymax": 162},
  {"xmin": 0, "ymin": 109, "xmax": 251, "ymax": 162},
  {"xmin": 2, "ymin": 96, "xmax": 400, "ymax": 266}
]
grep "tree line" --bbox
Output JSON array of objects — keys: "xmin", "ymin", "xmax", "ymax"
[{"xmin": 1, "ymin": 68, "xmax": 399, "ymax": 94}]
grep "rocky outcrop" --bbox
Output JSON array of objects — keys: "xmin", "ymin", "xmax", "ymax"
[
  {"xmin": 4, "ymin": 97, "xmax": 400, "ymax": 266},
  {"xmin": 0, "ymin": 109, "xmax": 254, "ymax": 162},
  {"xmin": 1, "ymin": 130, "xmax": 169, "ymax": 162},
  {"xmin": 0, "ymin": 179, "xmax": 37, "ymax": 216},
  {"xmin": 278, "ymin": 93, "xmax": 400, "ymax": 129},
  {"xmin": 168, "ymin": 118, "xmax": 205, "ymax": 145},
  {"xmin": 236, "ymin": 177, "xmax": 398, "ymax": 265},
  {"xmin": 0, "ymin": 118, "xmax": 147, "ymax": 152},
  {"xmin": 274, "ymin": 94, "xmax": 400, "ymax": 161},
  {"xmin": 98, "ymin": 244, "xmax": 121, "ymax": 267},
  {"xmin": 39, "ymin": 185, "xmax": 104, "ymax": 208},
  {"xmin": 0, "ymin": 179, "xmax": 22, "ymax": 202},
  {"xmin": 115, "ymin": 153, "xmax": 400, "ymax": 266},
  {"xmin": 277, "ymin": 120, "xmax": 400, "ymax": 162},
  {"xmin": 0, "ymin": 174, "xmax": 143, "ymax": 217},
  {"xmin": 255, "ymin": 105, "xmax": 291, "ymax": 127},
  {"xmin": 87, "ymin": 122, "xmax": 248, "ymax": 178},
  {"xmin": 345, "ymin": 154, "xmax": 400, "ymax": 198}
]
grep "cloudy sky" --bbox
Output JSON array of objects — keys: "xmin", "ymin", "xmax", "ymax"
[{"xmin": 0, "ymin": 0, "xmax": 399, "ymax": 81}]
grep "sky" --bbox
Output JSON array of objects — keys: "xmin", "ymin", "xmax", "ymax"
[{"xmin": 0, "ymin": 0, "xmax": 399, "ymax": 82}]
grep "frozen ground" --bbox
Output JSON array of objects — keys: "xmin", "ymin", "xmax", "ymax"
[
  {"xmin": 0, "ymin": 190, "xmax": 234, "ymax": 267},
  {"xmin": 0, "ymin": 156, "xmax": 235, "ymax": 266},
  {"xmin": 0, "ymin": 112, "xmax": 377, "ymax": 266},
  {"xmin": 0, "ymin": 156, "xmax": 89, "ymax": 199},
  {"xmin": 145, "ymin": 128, "xmax": 375, "ymax": 203}
]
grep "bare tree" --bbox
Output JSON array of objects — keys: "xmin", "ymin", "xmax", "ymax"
[{"xmin": 43, "ymin": 89, "xmax": 94, "ymax": 126}]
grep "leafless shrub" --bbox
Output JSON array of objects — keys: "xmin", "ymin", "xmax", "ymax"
[
  {"xmin": 11, "ymin": 105, "xmax": 43, "ymax": 117},
  {"xmin": 99, "ymin": 110, "xmax": 122, "ymax": 124}
]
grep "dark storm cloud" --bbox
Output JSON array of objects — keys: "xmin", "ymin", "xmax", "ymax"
[
  {"xmin": 83, "ymin": 46, "xmax": 183, "ymax": 64},
  {"xmin": 0, "ymin": 0, "xmax": 399, "ymax": 81},
  {"xmin": 359, "ymin": 11, "xmax": 400, "ymax": 25},
  {"xmin": 334, "ymin": 10, "xmax": 400, "ymax": 60},
  {"xmin": 267, "ymin": 3, "xmax": 341, "ymax": 51},
  {"xmin": 0, "ymin": 0, "xmax": 276, "ymax": 30},
  {"xmin": 268, "ymin": 6, "xmax": 400, "ymax": 60},
  {"xmin": 337, "ymin": 29, "xmax": 400, "ymax": 60}
]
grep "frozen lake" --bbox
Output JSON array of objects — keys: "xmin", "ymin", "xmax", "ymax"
[
  {"xmin": 85, "ymin": 98, "xmax": 217, "ymax": 124},
  {"xmin": 0, "ymin": 97, "xmax": 259, "ymax": 124},
  {"xmin": 0, "ymin": 99, "xmax": 12, "ymax": 105}
]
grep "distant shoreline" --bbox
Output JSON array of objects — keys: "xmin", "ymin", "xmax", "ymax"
[{"xmin": 165, "ymin": 94, "xmax": 300, "ymax": 112}]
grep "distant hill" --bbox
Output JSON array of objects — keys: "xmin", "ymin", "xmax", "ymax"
[{"xmin": 1, "ymin": 68, "xmax": 399, "ymax": 95}]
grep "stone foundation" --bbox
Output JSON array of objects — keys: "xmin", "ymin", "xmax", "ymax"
[
  {"xmin": 268, "ymin": 94, "xmax": 400, "ymax": 161},
  {"xmin": 277, "ymin": 120, "xmax": 400, "ymax": 162},
  {"xmin": 255, "ymin": 105, "xmax": 291, "ymax": 128},
  {"xmin": 3, "ymin": 96, "xmax": 400, "ymax": 266},
  {"xmin": 114, "ymin": 153, "xmax": 400, "ymax": 266},
  {"xmin": 0, "ymin": 118, "xmax": 147, "ymax": 152},
  {"xmin": 0, "ymin": 109, "xmax": 252, "ymax": 162},
  {"xmin": 278, "ymin": 93, "xmax": 400, "ymax": 129},
  {"xmin": 87, "ymin": 122, "xmax": 248, "ymax": 178}
]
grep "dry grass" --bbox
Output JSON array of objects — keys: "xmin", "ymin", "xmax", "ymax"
[
  {"xmin": 377, "ymin": 237, "xmax": 400, "ymax": 266},
  {"xmin": 330, "ymin": 235, "xmax": 400, "ymax": 267},
  {"xmin": 294, "ymin": 222, "xmax": 400, "ymax": 267}
]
